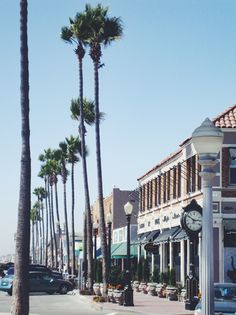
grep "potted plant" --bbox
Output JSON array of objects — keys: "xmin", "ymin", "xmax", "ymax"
[
  {"xmin": 113, "ymin": 284, "xmax": 124, "ymax": 305},
  {"xmin": 93, "ymin": 283, "xmax": 101, "ymax": 296}
]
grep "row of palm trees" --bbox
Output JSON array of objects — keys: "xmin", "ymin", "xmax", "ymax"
[
  {"xmin": 13, "ymin": 3, "xmax": 123, "ymax": 314},
  {"xmin": 30, "ymin": 99, "xmax": 97, "ymax": 274}
]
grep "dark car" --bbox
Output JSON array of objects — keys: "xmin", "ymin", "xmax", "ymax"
[
  {"xmin": 6, "ymin": 265, "xmax": 63, "ymax": 278},
  {"xmin": 0, "ymin": 271, "xmax": 73, "ymax": 296}
]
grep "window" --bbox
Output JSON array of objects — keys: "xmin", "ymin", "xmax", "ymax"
[
  {"xmin": 229, "ymin": 148, "xmax": 236, "ymax": 185},
  {"xmin": 177, "ymin": 163, "xmax": 181, "ymax": 197}
]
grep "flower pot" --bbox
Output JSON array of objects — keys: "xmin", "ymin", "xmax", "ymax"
[{"xmin": 93, "ymin": 283, "xmax": 101, "ymax": 296}]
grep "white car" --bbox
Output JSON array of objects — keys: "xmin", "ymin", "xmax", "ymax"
[{"xmin": 195, "ymin": 283, "xmax": 236, "ymax": 315}]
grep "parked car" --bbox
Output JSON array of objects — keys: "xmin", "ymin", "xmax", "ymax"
[
  {"xmin": 0, "ymin": 271, "xmax": 73, "ymax": 296},
  {"xmin": 195, "ymin": 283, "xmax": 236, "ymax": 315},
  {"xmin": 5, "ymin": 264, "xmax": 63, "ymax": 278}
]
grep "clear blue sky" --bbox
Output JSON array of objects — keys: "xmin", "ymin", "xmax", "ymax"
[{"xmin": 1, "ymin": 0, "xmax": 236, "ymax": 256}]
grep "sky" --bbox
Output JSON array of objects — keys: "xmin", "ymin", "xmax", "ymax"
[{"xmin": 1, "ymin": 0, "xmax": 236, "ymax": 256}]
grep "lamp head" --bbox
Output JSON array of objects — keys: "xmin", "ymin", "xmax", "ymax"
[
  {"xmin": 192, "ymin": 118, "xmax": 224, "ymax": 156},
  {"xmin": 93, "ymin": 221, "xmax": 99, "ymax": 230},
  {"xmin": 106, "ymin": 212, "xmax": 112, "ymax": 224},
  {"xmin": 124, "ymin": 201, "xmax": 133, "ymax": 216}
]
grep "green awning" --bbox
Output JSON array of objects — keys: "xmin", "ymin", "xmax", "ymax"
[
  {"xmin": 112, "ymin": 242, "xmax": 137, "ymax": 259},
  {"xmin": 111, "ymin": 243, "xmax": 123, "ymax": 255}
]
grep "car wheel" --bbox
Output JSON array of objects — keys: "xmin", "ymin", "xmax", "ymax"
[
  {"xmin": 59, "ymin": 284, "xmax": 69, "ymax": 295},
  {"xmin": 8, "ymin": 289, "xmax": 12, "ymax": 296},
  {"xmin": 46, "ymin": 291, "xmax": 54, "ymax": 295}
]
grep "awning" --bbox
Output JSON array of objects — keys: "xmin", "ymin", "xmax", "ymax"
[
  {"xmin": 154, "ymin": 226, "xmax": 179, "ymax": 244},
  {"xmin": 112, "ymin": 242, "xmax": 137, "ymax": 259},
  {"xmin": 111, "ymin": 243, "xmax": 122, "ymax": 254},
  {"xmin": 143, "ymin": 230, "xmax": 160, "ymax": 243},
  {"xmin": 172, "ymin": 228, "xmax": 188, "ymax": 242},
  {"xmin": 136, "ymin": 232, "xmax": 152, "ymax": 244}
]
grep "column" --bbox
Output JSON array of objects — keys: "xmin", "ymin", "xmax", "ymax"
[
  {"xmin": 186, "ymin": 239, "xmax": 190, "ymax": 275},
  {"xmin": 159, "ymin": 243, "xmax": 163, "ymax": 273},
  {"xmin": 151, "ymin": 253, "xmax": 155, "ymax": 276},
  {"xmin": 169, "ymin": 242, "xmax": 173, "ymax": 270},
  {"xmin": 180, "ymin": 239, "xmax": 185, "ymax": 286}
]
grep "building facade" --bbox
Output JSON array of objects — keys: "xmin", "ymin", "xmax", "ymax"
[{"xmin": 137, "ymin": 105, "xmax": 236, "ymax": 285}]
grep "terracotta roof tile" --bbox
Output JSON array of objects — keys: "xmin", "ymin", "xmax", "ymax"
[{"xmin": 212, "ymin": 104, "xmax": 236, "ymax": 128}]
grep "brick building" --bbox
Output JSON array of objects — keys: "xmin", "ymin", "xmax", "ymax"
[
  {"xmin": 137, "ymin": 105, "xmax": 236, "ymax": 285},
  {"xmin": 91, "ymin": 187, "xmax": 139, "ymax": 264}
]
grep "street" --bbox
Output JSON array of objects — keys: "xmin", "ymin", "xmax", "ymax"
[{"xmin": 0, "ymin": 291, "xmax": 139, "ymax": 315}]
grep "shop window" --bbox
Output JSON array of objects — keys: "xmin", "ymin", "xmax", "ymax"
[{"xmin": 229, "ymin": 148, "xmax": 236, "ymax": 185}]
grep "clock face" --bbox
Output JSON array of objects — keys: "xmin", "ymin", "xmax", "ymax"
[{"xmin": 184, "ymin": 210, "xmax": 202, "ymax": 232}]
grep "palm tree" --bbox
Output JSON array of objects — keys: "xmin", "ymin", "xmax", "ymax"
[
  {"xmin": 70, "ymin": 98, "xmax": 96, "ymax": 291},
  {"xmin": 84, "ymin": 3, "xmax": 123, "ymax": 291},
  {"xmin": 38, "ymin": 166, "xmax": 50, "ymax": 267},
  {"xmin": 55, "ymin": 144, "xmax": 70, "ymax": 273},
  {"xmin": 12, "ymin": 1, "xmax": 31, "ymax": 313},
  {"xmin": 30, "ymin": 201, "xmax": 41, "ymax": 263},
  {"xmin": 61, "ymin": 13, "xmax": 94, "ymax": 290},
  {"xmin": 65, "ymin": 135, "xmax": 81, "ymax": 276},
  {"xmin": 33, "ymin": 187, "xmax": 46, "ymax": 264}
]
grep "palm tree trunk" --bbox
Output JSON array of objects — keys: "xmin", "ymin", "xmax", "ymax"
[
  {"xmin": 36, "ymin": 220, "xmax": 39, "ymax": 263},
  {"xmin": 78, "ymin": 56, "xmax": 93, "ymax": 292},
  {"xmin": 31, "ymin": 222, "xmax": 35, "ymax": 263},
  {"xmin": 48, "ymin": 180, "xmax": 54, "ymax": 267},
  {"xmin": 12, "ymin": 1, "xmax": 31, "ymax": 313},
  {"xmin": 71, "ymin": 163, "xmax": 76, "ymax": 275},
  {"xmin": 93, "ymin": 60, "xmax": 108, "ymax": 294},
  {"xmin": 54, "ymin": 180, "xmax": 62, "ymax": 270},
  {"xmin": 40, "ymin": 198, "xmax": 45, "ymax": 265},
  {"xmin": 63, "ymin": 182, "xmax": 70, "ymax": 274},
  {"xmin": 82, "ymin": 212, "xmax": 87, "ymax": 289},
  {"xmin": 50, "ymin": 184, "xmax": 58, "ymax": 269},
  {"xmin": 44, "ymin": 178, "xmax": 49, "ymax": 266}
]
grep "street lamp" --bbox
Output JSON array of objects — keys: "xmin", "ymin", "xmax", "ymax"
[
  {"xmin": 93, "ymin": 221, "xmax": 99, "ymax": 282},
  {"xmin": 123, "ymin": 201, "xmax": 134, "ymax": 306},
  {"xmin": 191, "ymin": 118, "xmax": 223, "ymax": 315},
  {"xmin": 106, "ymin": 212, "xmax": 113, "ymax": 277}
]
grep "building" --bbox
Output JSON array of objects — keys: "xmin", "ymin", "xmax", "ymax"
[
  {"xmin": 91, "ymin": 187, "xmax": 139, "ymax": 268},
  {"xmin": 137, "ymin": 104, "xmax": 236, "ymax": 285}
]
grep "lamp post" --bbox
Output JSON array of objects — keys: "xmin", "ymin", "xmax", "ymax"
[
  {"xmin": 191, "ymin": 118, "xmax": 223, "ymax": 315},
  {"xmin": 93, "ymin": 221, "xmax": 99, "ymax": 282},
  {"xmin": 123, "ymin": 201, "xmax": 134, "ymax": 306},
  {"xmin": 106, "ymin": 212, "xmax": 112, "ymax": 277}
]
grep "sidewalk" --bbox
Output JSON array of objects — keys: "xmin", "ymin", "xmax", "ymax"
[{"xmin": 79, "ymin": 291, "xmax": 195, "ymax": 315}]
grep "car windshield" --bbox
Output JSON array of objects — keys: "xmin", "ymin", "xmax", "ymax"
[{"xmin": 215, "ymin": 286, "xmax": 236, "ymax": 302}]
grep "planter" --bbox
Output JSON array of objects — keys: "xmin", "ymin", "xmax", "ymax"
[
  {"xmin": 156, "ymin": 284, "xmax": 166, "ymax": 298},
  {"xmin": 113, "ymin": 289, "xmax": 124, "ymax": 305},
  {"xmin": 107, "ymin": 288, "xmax": 115, "ymax": 303},
  {"xmin": 139, "ymin": 282, "xmax": 147, "ymax": 294},
  {"xmin": 133, "ymin": 281, "xmax": 140, "ymax": 292},
  {"xmin": 93, "ymin": 283, "xmax": 101, "ymax": 296},
  {"xmin": 147, "ymin": 283, "xmax": 158, "ymax": 296},
  {"xmin": 166, "ymin": 286, "xmax": 178, "ymax": 301}
]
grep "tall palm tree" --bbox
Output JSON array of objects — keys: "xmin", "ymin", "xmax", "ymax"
[
  {"xmin": 54, "ymin": 144, "xmax": 70, "ymax": 273},
  {"xmin": 65, "ymin": 135, "xmax": 81, "ymax": 276},
  {"xmin": 70, "ymin": 98, "xmax": 97, "ymax": 291},
  {"xmin": 33, "ymin": 187, "xmax": 46, "ymax": 264},
  {"xmin": 31, "ymin": 202, "xmax": 41, "ymax": 263},
  {"xmin": 61, "ymin": 14, "xmax": 94, "ymax": 290},
  {"xmin": 38, "ymin": 167, "xmax": 50, "ymax": 267},
  {"xmin": 12, "ymin": 1, "xmax": 31, "ymax": 313},
  {"xmin": 84, "ymin": 3, "xmax": 123, "ymax": 291}
]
